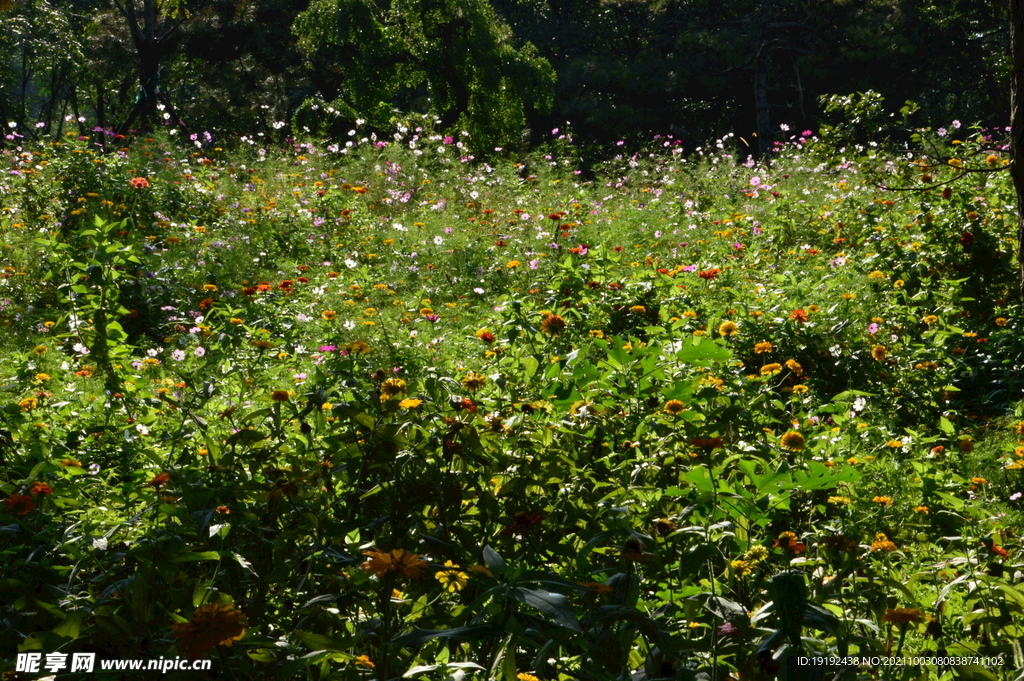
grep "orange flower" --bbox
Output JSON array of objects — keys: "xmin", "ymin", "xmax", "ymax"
[
  {"xmin": 780, "ymin": 431, "xmax": 805, "ymax": 451},
  {"xmin": 360, "ymin": 548, "xmax": 428, "ymax": 579},
  {"xmin": 4, "ymin": 493, "xmax": 36, "ymax": 515},
  {"xmin": 30, "ymin": 482, "xmax": 53, "ymax": 496},
  {"xmin": 882, "ymin": 607, "xmax": 924, "ymax": 625},
  {"xmin": 772, "ymin": 531, "xmax": 806, "ymax": 554},
  {"xmin": 170, "ymin": 603, "xmax": 247, "ymax": 659},
  {"xmin": 130, "ymin": 176, "xmax": 150, "ymax": 189},
  {"xmin": 271, "ymin": 390, "xmax": 290, "ymax": 402},
  {"xmin": 540, "ymin": 314, "xmax": 567, "ymax": 335},
  {"xmin": 146, "ymin": 472, "xmax": 171, "ymax": 488},
  {"xmin": 790, "ymin": 309, "xmax": 808, "ymax": 323}
]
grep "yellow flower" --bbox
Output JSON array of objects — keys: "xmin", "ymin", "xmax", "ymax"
[
  {"xmin": 664, "ymin": 399, "xmax": 686, "ymax": 415},
  {"xmin": 462, "ymin": 372, "xmax": 487, "ymax": 392},
  {"xmin": 518, "ymin": 675, "xmax": 540, "ymax": 681},
  {"xmin": 871, "ymin": 345, "xmax": 888, "ymax": 361},
  {"xmin": 354, "ymin": 655, "xmax": 375, "ymax": 669},
  {"xmin": 506, "ymin": 260, "xmax": 521, "ymax": 269},
  {"xmin": 996, "ymin": 317, "xmax": 1009, "ymax": 327},
  {"xmin": 398, "ymin": 398, "xmax": 423, "ymax": 409},
  {"xmin": 828, "ymin": 496, "xmax": 851, "ymax": 505},
  {"xmin": 19, "ymin": 397, "xmax": 38, "ymax": 412},
  {"xmin": 730, "ymin": 559, "xmax": 753, "ymax": 576},
  {"xmin": 882, "ymin": 607, "xmax": 924, "ymax": 624},
  {"xmin": 754, "ymin": 342, "xmax": 773, "ymax": 354},
  {"xmin": 785, "ymin": 359, "xmax": 803, "ymax": 375},
  {"xmin": 34, "ymin": 373, "xmax": 51, "ymax": 381},
  {"xmin": 718, "ymin": 321, "xmax": 739, "ymax": 337},
  {"xmin": 761, "ymin": 363, "xmax": 782, "ymax": 376},
  {"xmin": 870, "ymin": 533, "xmax": 897, "ymax": 551},
  {"xmin": 380, "ymin": 378, "xmax": 407, "ymax": 399},
  {"xmin": 841, "ymin": 293, "xmax": 855, "ymax": 300},
  {"xmin": 894, "ymin": 279, "xmax": 905, "ymax": 288},
  {"xmin": 170, "ymin": 604, "xmax": 247, "ymax": 660},
  {"xmin": 915, "ymin": 505, "xmax": 929, "ymax": 514},
  {"xmin": 435, "ymin": 560, "xmax": 469, "ymax": 592},
  {"xmin": 360, "ymin": 548, "xmax": 428, "ymax": 579},
  {"xmin": 872, "ymin": 496, "xmax": 893, "ymax": 506},
  {"xmin": 321, "ymin": 310, "xmax": 337, "ymax": 320},
  {"xmin": 868, "ymin": 270, "xmax": 886, "ymax": 280},
  {"xmin": 780, "ymin": 431, "xmax": 805, "ymax": 451}
]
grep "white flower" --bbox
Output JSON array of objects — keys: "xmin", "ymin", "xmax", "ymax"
[
  {"xmin": 343, "ymin": 320, "xmax": 356, "ymax": 330},
  {"xmin": 345, "ymin": 258, "xmax": 358, "ymax": 268},
  {"xmin": 272, "ymin": 121, "xmax": 286, "ymax": 130},
  {"xmin": 433, "ymin": 236, "xmax": 443, "ymax": 245}
]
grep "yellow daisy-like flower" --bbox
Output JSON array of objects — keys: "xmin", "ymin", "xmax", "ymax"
[
  {"xmin": 321, "ymin": 310, "xmax": 337, "ymax": 320},
  {"xmin": 780, "ymin": 431, "xmax": 805, "ymax": 451},
  {"xmin": 754, "ymin": 342, "xmax": 773, "ymax": 354},
  {"xmin": 868, "ymin": 270, "xmax": 886, "ymax": 280},
  {"xmin": 872, "ymin": 496, "xmax": 893, "ymax": 506},
  {"xmin": 760, "ymin": 363, "xmax": 782, "ymax": 376},
  {"xmin": 380, "ymin": 378, "xmax": 407, "ymax": 399},
  {"xmin": 435, "ymin": 560, "xmax": 469, "ymax": 592},
  {"xmin": 506, "ymin": 260, "xmax": 521, "ymax": 269},
  {"xmin": 398, "ymin": 398, "xmax": 423, "ymax": 409},
  {"xmin": 871, "ymin": 345, "xmax": 888, "ymax": 361},
  {"xmin": 461, "ymin": 372, "xmax": 488, "ymax": 392},
  {"xmin": 718, "ymin": 321, "xmax": 739, "ymax": 337},
  {"xmin": 870, "ymin": 533, "xmax": 897, "ymax": 552},
  {"xmin": 663, "ymin": 399, "xmax": 686, "ymax": 415}
]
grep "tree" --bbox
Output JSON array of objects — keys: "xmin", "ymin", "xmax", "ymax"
[{"xmin": 1011, "ymin": 0, "xmax": 1024, "ymax": 298}]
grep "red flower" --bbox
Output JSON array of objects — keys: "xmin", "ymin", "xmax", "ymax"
[
  {"xmin": 30, "ymin": 482, "xmax": 53, "ymax": 496},
  {"xmin": 500, "ymin": 512, "xmax": 545, "ymax": 536},
  {"xmin": 790, "ymin": 309, "xmax": 809, "ymax": 323},
  {"xmin": 4, "ymin": 494, "xmax": 36, "ymax": 515},
  {"xmin": 984, "ymin": 540, "xmax": 1010, "ymax": 557},
  {"xmin": 960, "ymin": 232, "xmax": 975, "ymax": 247},
  {"xmin": 698, "ymin": 268, "xmax": 721, "ymax": 280},
  {"xmin": 478, "ymin": 331, "xmax": 496, "ymax": 344},
  {"xmin": 689, "ymin": 436, "xmax": 725, "ymax": 450}
]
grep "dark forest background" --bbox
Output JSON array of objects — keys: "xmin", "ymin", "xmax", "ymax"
[{"xmin": 0, "ymin": 0, "xmax": 1008, "ymax": 152}]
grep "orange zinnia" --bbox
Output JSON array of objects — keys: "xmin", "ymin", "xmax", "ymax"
[
  {"xmin": 360, "ymin": 548, "xmax": 428, "ymax": 579},
  {"xmin": 170, "ymin": 603, "xmax": 247, "ymax": 659}
]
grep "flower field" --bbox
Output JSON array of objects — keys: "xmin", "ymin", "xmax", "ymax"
[{"xmin": 3, "ymin": 119, "xmax": 1024, "ymax": 680}]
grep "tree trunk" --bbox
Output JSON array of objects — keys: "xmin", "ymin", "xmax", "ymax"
[{"xmin": 1010, "ymin": 0, "xmax": 1024, "ymax": 300}]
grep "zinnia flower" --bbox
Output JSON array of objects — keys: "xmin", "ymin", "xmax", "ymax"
[
  {"xmin": 871, "ymin": 345, "xmax": 888, "ymax": 361},
  {"xmin": 130, "ymin": 176, "xmax": 150, "ymax": 189},
  {"xmin": 170, "ymin": 603, "xmax": 247, "ymax": 659},
  {"xmin": 540, "ymin": 314, "xmax": 567, "ymax": 336},
  {"xmin": 754, "ymin": 342, "xmax": 773, "ymax": 354},
  {"xmin": 870, "ymin": 533, "xmax": 898, "ymax": 551},
  {"xmin": 379, "ymin": 378, "xmax": 407, "ymax": 399},
  {"xmin": 271, "ymin": 390, "xmax": 290, "ymax": 402},
  {"xmin": 461, "ymin": 372, "xmax": 487, "ymax": 392},
  {"xmin": 664, "ymin": 399, "xmax": 686, "ymax": 415},
  {"xmin": 146, "ymin": 472, "xmax": 171, "ymax": 488},
  {"xmin": 881, "ymin": 607, "xmax": 924, "ymax": 625},
  {"xmin": 780, "ymin": 431, "xmax": 805, "ymax": 451},
  {"xmin": 360, "ymin": 548, "xmax": 428, "ymax": 579},
  {"xmin": 718, "ymin": 321, "xmax": 739, "ymax": 337},
  {"xmin": 4, "ymin": 493, "xmax": 36, "ymax": 515}
]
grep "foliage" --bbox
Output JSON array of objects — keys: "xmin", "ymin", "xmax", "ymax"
[{"xmin": 2, "ymin": 115, "xmax": 1024, "ymax": 680}]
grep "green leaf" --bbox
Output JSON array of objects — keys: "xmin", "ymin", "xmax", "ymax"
[
  {"xmin": 293, "ymin": 630, "xmax": 352, "ymax": 652},
  {"xmin": 388, "ymin": 624, "xmax": 499, "ymax": 647},
  {"xmin": 511, "ymin": 587, "xmax": 581, "ymax": 631},
  {"xmin": 170, "ymin": 551, "xmax": 222, "ymax": 563}
]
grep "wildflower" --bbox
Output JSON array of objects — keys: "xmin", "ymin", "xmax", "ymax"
[
  {"xmin": 355, "ymin": 655, "xmax": 375, "ymax": 669},
  {"xmin": 271, "ymin": 390, "xmax": 290, "ymax": 402},
  {"xmin": 577, "ymin": 581, "xmax": 613, "ymax": 594},
  {"xmin": 620, "ymin": 537, "xmax": 656, "ymax": 563},
  {"xmin": 790, "ymin": 309, "xmax": 808, "ymax": 323},
  {"xmin": 971, "ymin": 477, "xmax": 987, "ymax": 485},
  {"xmin": 379, "ymin": 378, "xmax": 407, "ymax": 399},
  {"xmin": 773, "ymin": 531, "xmax": 806, "ymax": 554},
  {"xmin": 915, "ymin": 505, "xmax": 929, "ymax": 514},
  {"xmin": 476, "ymin": 329, "xmax": 496, "ymax": 343},
  {"xmin": 321, "ymin": 310, "xmax": 337, "ymax": 320},
  {"xmin": 754, "ymin": 342, "xmax": 773, "ymax": 354},
  {"xmin": 540, "ymin": 314, "xmax": 567, "ymax": 335},
  {"xmin": 872, "ymin": 496, "xmax": 893, "ymax": 506},
  {"xmin": 506, "ymin": 260, "xmax": 521, "ymax": 268},
  {"xmin": 871, "ymin": 345, "xmax": 888, "ymax": 361},
  {"xmin": 130, "ymin": 177, "xmax": 150, "ymax": 189},
  {"xmin": 664, "ymin": 399, "xmax": 686, "ymax": 415},
  {"xmin": 828, "ymin": 496, "xmax": 852, "ymax": 505},
  {"xmin": 462, "ymin": 372, "xmax": 487, "ymax": 392},
  {"xmin": 651, "ymin": 518, "xmax": 679, "ymax": 536},
  {"xmin": 34, "ymin": 373, "xmax": 51, "ymax": 381},
  {"xmin": 398, "ymin": 398, "xmax": 423, "ymax": 409},
  {"xmin": 360, "ymin": 548, "xmax": 428, "ymax": 579},
  {"xmin": 61, "ymin": 458, "xmax": 82, "ymax": 467},
  {"xmin": 518, "ymin": 675, "xmax": 540, "ymax": 681},
  {"xmin": 30, "ymin": 482, "xmax": 53, "ymax": 496},
  {"xmin": 761, "ymin": 363, "xmax": 782, "ymax": 376},
  {"xmin": 630, "ymin": 305, "xmax": 647, "ymax": 314},
  {"xmin": 959, "ymin": 438, "xmax": 974, "ymax": 454},
  {"xmin": 785, "ymin": 359, "xmax": 803, "ymax": 375},
  {"xmin": 730, "ymin": 559, "xmax": 753, "ymax": 576},
  {"xmin": 146, "ymin": 472, "xmax": 171, "ymax": 488},
  {"xmin": 500, "ymin": 511, "xmax": 545, "ymax": 536},
  {"xmin": 698, "ymin": 268, "xmax": 721, "ymax": 280},
  {"xmin": 33, "ymin": 345, "xmax": 47, "ymax": 355},
  {"xmin": 4, "ymin": 494, "xmax": 36, "ymax": 515},
  {"xmin": 718, "ymin": 321, "xmax": 739, "ymax": 337},
  {"xmin": 780, "ymin": 431, "xmax": 805, "ymax": 451},
  {"xmin": 18, "ymin": 397, "xmax": 38, "ymax": 412},
  {"xmin": 435, "ymin": 560, "xmax": 469, "ymax": 592},
  {"xmin": 868, "ymin": 270, "xmax": 886, "ymax": 280},
  {"xmin": 882, "ymin": 608, "xmax": 924, "ymax": 625},
  {"xmin": 170, "ymin": 603, "xmax": 247, "ymax": 659},
  {"xmin": 986, "ymin": 540, "xmax": 1010, "ymax": 557},
  {"xmin": 870, "ymin": 533, "xmax": 898, "ymax": 551}
]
